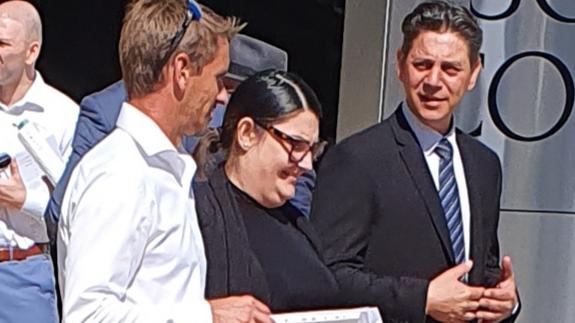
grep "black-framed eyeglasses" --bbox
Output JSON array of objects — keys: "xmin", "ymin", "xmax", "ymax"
[
  {"xmin": 158, "ymin": 0, "xmax": 203, "ymax": 68},
  {"xmin": 253, "ymin": 119, "xmax": 327, "ymax": 163}
]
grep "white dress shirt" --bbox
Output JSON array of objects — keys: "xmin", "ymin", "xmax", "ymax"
[
  {"xmin": 0, "ymin": 72, "xmax": 78, "ymax": 248},
  {"xmin": 58, "ymin": 103, "xmax": 212, "ymax": 323},
  {"xmin": 402, "ymin": 103, "xmax": 471, "ymax": 262}
]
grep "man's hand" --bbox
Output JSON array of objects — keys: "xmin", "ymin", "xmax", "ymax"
[
  {"xmin": 209, "ymin": 295, "xmax": 272, "ymax": 323},
  {"xmin": 426, "ymin": 260, "xmax": 485, "ymax": 323},
  {"xmin": 477, "ymin": 256, "xmax": 518, "ymax": 323},
  {"xmin": 0, "ymin": 160, "xmax": 26, "ymax": 210}
]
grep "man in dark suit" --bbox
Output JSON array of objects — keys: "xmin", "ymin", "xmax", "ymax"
[{"xmin": 311, "ymin": 1, "xmax": 518, "ymax": 322}]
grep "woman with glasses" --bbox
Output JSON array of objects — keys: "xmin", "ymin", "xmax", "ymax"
[{"xmin": 194, "ymin": 70, "xmax": 340, "ymax": 312}]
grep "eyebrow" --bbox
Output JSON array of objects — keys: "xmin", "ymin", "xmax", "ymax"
[
  {"xmin": 283, "ymin": 131, "xmax": 308, "ymax": 142},
  {"xmin": 412, "ymin": 57, "xmax": 432, "ymax": 63},
  {"xmin": 441, "ymin": 61, "xmax": 464, "ymax": 69},
  {"xmin": 290, "ymin": 133, "xmax": 320, "ymax": 145},
  {"xmin": 411, "ymin": 57, "xmax": 465, "ymax": 70},
  {"xmin": 275, "ymin": 127, "xmax": 317, "ymax": 145}
]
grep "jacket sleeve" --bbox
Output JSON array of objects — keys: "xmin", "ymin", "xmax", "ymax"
[{"xmin": 483, "ymin": 152, "xmax": 521, "ymax": 322}]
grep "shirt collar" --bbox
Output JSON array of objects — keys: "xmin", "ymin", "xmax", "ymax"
[
  {"xmin": 401, "ymin": 101, "xmax": 457, "ymax": 156},
  {"xmin": 116, "ymin": 102, "xmax": 193, "ymax": 185},
  {"xmin": 0, "ymin": 71, "xmax": 47, "ymax": 114}
]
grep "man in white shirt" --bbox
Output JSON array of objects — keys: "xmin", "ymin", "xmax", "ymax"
[
  {"xmin": 58, "ymin": 1, "xmax": 271, "ymax": 322},
  {"xmin": 0, "ymin": 1, "xmax": 79, "ymax": 322}
]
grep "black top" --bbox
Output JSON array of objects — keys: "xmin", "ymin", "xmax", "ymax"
[{"xmin": 230, "ymin": 181, "xmax": 340, "ymax": 312}]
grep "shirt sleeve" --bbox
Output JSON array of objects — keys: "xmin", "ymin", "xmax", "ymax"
[
  {"xmin": 22, "ymin": 98, "xmax": 78, "ymax": 221},
  {"xmin": 61, "ymin": 170, "xmax": 212, "ymax": 323},
  {"xmin": 20, "ymin": 178, "xmax": 50, "ymax": 218}
]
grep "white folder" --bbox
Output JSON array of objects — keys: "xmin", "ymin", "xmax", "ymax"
[{"xmin": 271, "ymin": 307, "xmax": 382, "ymax": 323}]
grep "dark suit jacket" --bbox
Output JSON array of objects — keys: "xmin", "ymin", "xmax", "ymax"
[{"xmin": 311, "ymin": 108, "xmax": 512, "ymax": 322}]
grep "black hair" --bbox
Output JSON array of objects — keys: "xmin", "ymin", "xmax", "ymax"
[
  {"xmin": 220, "ymin": 69, "xmax": 322, "ymax": 149},
  {"xmin": 193, "ymin": 69, "xmax": 322, "ymax": 180},
  {"xmin": 400, "ymin": 0, "xmax": 482, "ymax": 63}
]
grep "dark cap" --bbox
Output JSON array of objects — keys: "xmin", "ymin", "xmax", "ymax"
[{"xmin": 227, "ymin": 34, "xmax": 288, "ymax": 82}]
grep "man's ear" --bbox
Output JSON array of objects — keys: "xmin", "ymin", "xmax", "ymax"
[
  {"xmin": 172, "ymin": 52, "xmax": 192, "ymax": 91},
  {"xmin": 467, "ymin": 57, "xmax": 482, "ymax": 91},
  {"xmin": 25, "ymin": 41, "xmax": 40, "ymax": 66},
  {"xmin": 396, "ymin": 49, "xmax": 406, "ymax": 81}
]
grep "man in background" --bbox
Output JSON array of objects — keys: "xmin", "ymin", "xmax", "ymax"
[{"xmin": 0, "ymin": 1, "xmax": 78, "ymax": 322}]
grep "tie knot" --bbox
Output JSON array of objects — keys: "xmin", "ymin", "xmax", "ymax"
[{"xmin": 435, "ymin": 138, "xmax": 453, "ymax": 160}]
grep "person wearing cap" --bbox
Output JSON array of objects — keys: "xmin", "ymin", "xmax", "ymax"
[
  {"xmin": 57, "ymin": 1, "xmax": 271, "ymax": 322},
  {"xmin": 0, "ymin": 1, "xmax": 79, "ymax": 322}
]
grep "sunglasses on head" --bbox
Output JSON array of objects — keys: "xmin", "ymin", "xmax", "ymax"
[{"xmin": 158, "ymin": 0, "xmax": 202, "ymax": 68}]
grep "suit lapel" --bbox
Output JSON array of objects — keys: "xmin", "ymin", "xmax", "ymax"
[
  {"xmin": 457, "ymin": 133, "xmax": 485, "ymax": 283},
  {"xmin": 390, "ymin": 108, "xmax": 455, "ymax": 263}
]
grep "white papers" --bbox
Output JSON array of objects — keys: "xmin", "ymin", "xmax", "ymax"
[
  {"xmin": 15, "ymin": 119, "xmax": 65, "ymax": 185},
  {"xmin": 271, "ymin": 307, "xmax": 382, "ymax": 323},
  {"xmin": 13, "ymin": 150, "xmax": 44, "ymax": 190},
  {"xmin": 1, "ymin": 118, "xmax": 62, "ymax": 192}
]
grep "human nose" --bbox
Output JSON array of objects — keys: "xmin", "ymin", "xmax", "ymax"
[
  {"xmin": 216, "ymin": 86, "xmax": 229, "ymax": 106},
  {"xmin": 423, "ymin": 67, "xmax": 442, "ymax": 93},
  {"xmin": 297, "ymin": 151, "xmax": 314, "ymax": 172}
]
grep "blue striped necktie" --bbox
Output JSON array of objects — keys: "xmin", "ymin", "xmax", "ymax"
[{"xmin": 435, "ymin": 138, "xmax": 465, "ymax": 264}]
